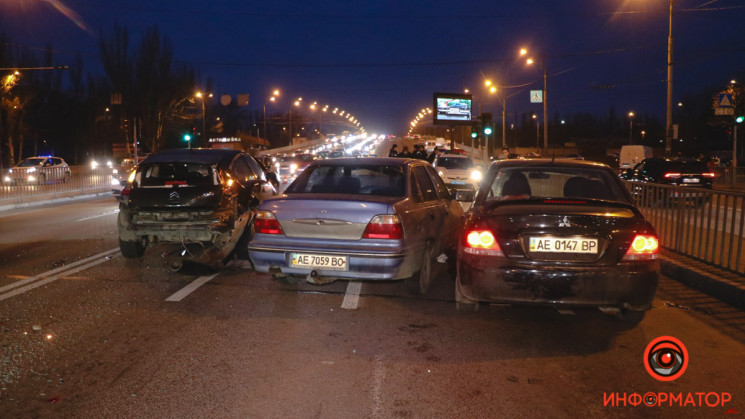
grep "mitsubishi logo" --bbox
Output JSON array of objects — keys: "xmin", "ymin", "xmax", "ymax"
[
  {"xmin": 169, "ymin": 191, "xmax": 180, "ymax": 201},
  {"xmin": 559, "ymin": 216, "xmax": 571, "ymax": 227}
]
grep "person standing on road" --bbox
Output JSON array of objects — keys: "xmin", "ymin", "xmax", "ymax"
[
  {"xmin": 399, "ymin": 146, "xmax": 412, "ymax": 158},
  {"xmin": 413, "ymin": 144, "xmax": 427, "ymax": 160},
  {"xmin": 427, "ymin": 147, "xmax": 440, "ymax": 164},
  {"xmin": 388, "ymin": 144, "xmax": 399, "ymax": 157}
]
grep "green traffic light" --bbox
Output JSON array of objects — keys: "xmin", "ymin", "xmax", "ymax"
[
  {"xmin": 736, "ymin": 116, "xmax": 744, "ymax": 124},
  {"xmin": 184, "ymin": 134, "xmax": 192, "ymax": 141},
  {"xmin": 471, "ymin": 132, "xmax": 477, "ymax": 138},
  {"xmin": 483, "ymin": 127, "xmax": 493, "ymax": 135}
]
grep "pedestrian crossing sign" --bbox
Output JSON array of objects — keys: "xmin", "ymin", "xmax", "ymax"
[
  {"xmin": 718, "ymin": 93, "xmax": 734, "ymax": 108},
  {"xmin": 530, "ymin": 90, "xmax": 543, "ymax": 103}
]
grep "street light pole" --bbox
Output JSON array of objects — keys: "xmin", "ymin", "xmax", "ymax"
[
  {"xmin": 665, "ymin": 0, "xmax": 674, "ymax": 154},
  {"xmin": 628, "ymin": 111, "xmax": 635, "ymax": 144},
  {"xmin": 543, "ymin": 65, "xmax": 548, "ymax": 153}
]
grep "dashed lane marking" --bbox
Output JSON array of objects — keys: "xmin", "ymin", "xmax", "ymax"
[
  {"xmin": 341, "ymin": 281, "xmax": 362, "ymax": 310},
  {"xmin": 0, "ymin": 248, "xmax": 119, "ymax": 302},
  {"xmin": 165, "ymin": 273, "xmax": 220, "ymax": 302},
  {"xmin": 74, "ymin": 209, "xmax": 119, "ymax": 222}
]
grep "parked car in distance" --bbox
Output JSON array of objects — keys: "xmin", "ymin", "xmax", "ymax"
[
  {"xmin": 432, "ymin": 154, "xmax": 483, "ymax": 189},
  {"xmin": 455, "ymin": 159, "xmax": 659, "ymax": 323},
  {"xmin": 248, "ymin": 157, "xmax": 468, "ymax": 294},
  {"xmin": 111, "ymin": 158, "xmax": 137, "ymax": 198},
  {"xmin": 3, "ymin": 156, "xmax": 71, "ymax": 185},
  {"xmin": 619, "ymin": 145, "xmax": 653, "ymax": 171},
  {"xmin": 117, "ymin": 148, "xmax": 276, "ymax": 269},
  {"xmin": 620, "ymin": 157, "xmax": 714, "ymax": 188}
]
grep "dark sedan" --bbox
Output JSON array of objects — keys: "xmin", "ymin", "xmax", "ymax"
[
  {"xmin": 248, "ymin": 157, "xmax": 466, "ymax": 294},
  {"xmin": 455, "ymin": 159, "xmax": 660, "ymax": 323}
]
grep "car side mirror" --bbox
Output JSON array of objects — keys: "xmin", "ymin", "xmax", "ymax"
[{"xmin": 454, "ymin": 189, "xmax": 475, "ymax": 202}]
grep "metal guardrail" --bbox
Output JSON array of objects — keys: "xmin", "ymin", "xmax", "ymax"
[
  {"xmin": 0, "ymin": 166, "xmax": 113, "ymax": 208},
  {"xmin": 625, "ymin": 181, "xmax": 745, "ymax": 275}
]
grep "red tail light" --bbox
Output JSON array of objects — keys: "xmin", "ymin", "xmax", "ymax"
[
  {"xmin": 121, "ymin": 187, "xmax": 130, "ymax": 197},
  {"xmin": 622, "ymin": 234, "xmax": 659, "ymax": 261},
  {"xmin": 254, "ymin": 210, "xmax": 283, "ymax": 235},
  {"xmin": 663, "ymin": 172, "xmax": 681, "ymax": 179},
  {"xmin": 702, "ymin": 172, "xmax": 715, "ymax": 178},
  {"xmin": 463, "ymin": 229, "xmax": 504, "ymax": 257},
  {"xmin": 362, "ymin": 215, "xmax": 403, "ymax": 239}
]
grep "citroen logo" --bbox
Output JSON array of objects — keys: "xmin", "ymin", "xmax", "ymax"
[
  {"xmin": 169, "ymin": 191, "xmax": 180, "ymax": 201},
  {"xmin": 558, "ymin": 216, "xmax": 571, "ymax": 227}
]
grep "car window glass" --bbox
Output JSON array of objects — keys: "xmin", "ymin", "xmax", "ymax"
[
  {"xmin": 413, "ymin": 166, "xmax": 438, "ymax": 202},
  {"xmin": 437, "ymin": 157, "xmax": 473, "ymax": 170},
  {"xmin": 286, "ymin": 164, "xmax": 405, "ymax": 196},
  {"xmin": 139, "ymin": 163, "xmax": 215, "ymax": 187},
  {"xmin": 409, "ymin": 171, "xmax": 421, "ymax": 202},
  {"xmin": 232, "ymin": 158, "xmax": 258, "ymax": 182},
  {"xmin": 243, "ymin": 156, "xmax": 265, "ymax": 181},
  {"xmin": 425, "ymin": 165, "xmax": 450, "ymax": 199},
  {"xmin": 486, "ymin": 166, "xmax": 629, "ymax": 203}
]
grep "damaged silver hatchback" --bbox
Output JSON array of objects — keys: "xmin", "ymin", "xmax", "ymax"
[{"xmin": 117, "ymin": 148, "xmax": 276, "ymax": 268}]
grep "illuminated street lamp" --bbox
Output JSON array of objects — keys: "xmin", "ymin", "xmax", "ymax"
[
  {"xmin": 288, "ymin": 97, "xmax": 302, "ymax": 144},
  {"xmin": 263, "ymin": 89, "xmax": 280, "ymax": 142},
  {"xmin": 628, "ymin": 111, "xmax": 635, "ymax": 144},
  {"xmin": 195, "ymin": 91, "xmax": 213, "ymax": 143},
  {"xmin": 521, "ymin": 48, "xmax": 548, "ymax": 153}
]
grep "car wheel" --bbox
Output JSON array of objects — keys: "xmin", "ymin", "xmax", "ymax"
[
  {"xmin": 119, "ymin": 238, "xmax": 146, "ymax": 259},
  {"xmin": 405, "ymin": 243, "xmax": 433, "ymax": 295},
  {"xmin": 616, "ymin": 308, "xmax": 646, "ymax": 324},
  {"xmin": 37, "ymin": 174, "xmax": 46, "ymax": 185},
  {"xmin": 454, "ymin": 275, "xmax": 479, "ymax": 312}
]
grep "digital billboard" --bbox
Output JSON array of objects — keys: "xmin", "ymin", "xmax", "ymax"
[{"xmin": 433, "ymin": 93, "xmax": 473, "ymax": 125}]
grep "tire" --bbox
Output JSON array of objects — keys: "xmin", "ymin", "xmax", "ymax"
[
  {"xmin": 119, "ymin": 238, "xmax": 146, "ymax": 259},
  {"xmin": 454, "ymin": 275, "xmax": 479, "ymax": 312},
  {"xmin": 405, "ymin": 243, "xmax": 433, "ymax": 295},
  {"xmin": 615, "ymin": 308, "xmax": 646, "ymax": 324},
  {"xmin": 37, "ymin": 174, "xmax": 46, "ymax": 185}
]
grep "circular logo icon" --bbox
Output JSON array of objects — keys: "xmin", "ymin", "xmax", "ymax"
[{"xmin": 644, "ymin": 336, "xmax": 688, "ymax": 381}]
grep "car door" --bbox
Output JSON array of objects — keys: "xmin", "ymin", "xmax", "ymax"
[
  {"xmin": 411, "ymin": 164, "xmax": 445, "ymax": 253},
  {"xmin": 425, "ymin": 165, "xmax": 462, "ymax": 254}
]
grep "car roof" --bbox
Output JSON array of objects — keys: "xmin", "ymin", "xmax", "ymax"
[
  {"xmin": 141, "ymin": 148, "xmax": 244, "ymax": 165},
  {"xmin": 490, "ymin": 158, "xmax": 611, "ymax": 169},
  {"xmin": 306, "ymin": 157, "xmax": 426, "ymax": 167}
]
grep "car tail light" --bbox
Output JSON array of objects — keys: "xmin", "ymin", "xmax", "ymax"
[
  {"xmin": 702, "ymin": 172, "xmax": 715, "ymax": 178},
  {"xmin": 254, "ymin": 210, "xmax": 283, "ymax": 235},
  {"xmin": 121, "ymin": 187, "xmax": 130, "ymax": 197},
  {"xmin": 362, "ymin": 215, "xmax": 403, "ymax": 239},
  {"xmin": 622, "ymin": 234, "xmax": 659, "ymax": 261},
  {"xmin": 463, "ymin": 229, "xmax": 504, "ymax": 257},
  {"xmin": 663, "ymin": 172, "xmax": 681, "ymax": 179}
]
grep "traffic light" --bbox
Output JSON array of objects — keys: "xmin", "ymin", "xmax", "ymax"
[
  {"xmin": 183, "ymin": 134, "xmax": 191, "ymax": 142},
  {"xmin": 737, "ymin": 116, "xmax": 744, "ymax": 124},
  {"xmin": 481, "ymin": 112, "xmax": 493, "ymax": 136}
]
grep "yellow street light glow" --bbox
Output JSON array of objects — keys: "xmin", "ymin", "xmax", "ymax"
[
  {"xmin": 520, "ymin": 48, "xmax": 528, "ymax": 56},
  {"xmin": 273, "ymin": 89, "xmax": 280, "ymax": 96},
  {"xmin": 270, "ymin": 96, "xmax": 276, "ymax": 102},
  {"xmin": 485, "ymin": 80, "xmax": 492, "ymax": 87},
  {"xmin": 628, "ymin": 111, "xmax": 635, "ymax": 118},
  {"xmin": 464, "ymin": 88, "xmax": 470, "ymax": 93},
  {"xmin": 490, "ymin": 86, "xmax": 497, "ymax": 93},
  {"xmin": 526, "ymin": 58, "xmax": 534, "ymax": 65}
]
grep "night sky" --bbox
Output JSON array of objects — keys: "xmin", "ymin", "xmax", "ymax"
[{"xmin": 2, "ymin": 0, "xmax": 744, "ymax": 135}]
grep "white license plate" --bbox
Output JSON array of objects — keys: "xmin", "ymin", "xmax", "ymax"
[
  {"xmin": 682, "ymin": 178, "xmax": 700, "ymax": 183},
  {"xmin": 291, "ymin": 253, "xmax": 348, "ymax": 271},
  {"xmin": 450, "ymin": 180, "xmax": 466, "ymax": 185},
  {"xmin": 529, "ymin": 237, "xmax": 598, "ymax": 254}
]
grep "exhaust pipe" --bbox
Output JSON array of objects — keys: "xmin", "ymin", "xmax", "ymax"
[{"xmin": 306, "ymin": 270, "xmax": 337, "ymax": 285}]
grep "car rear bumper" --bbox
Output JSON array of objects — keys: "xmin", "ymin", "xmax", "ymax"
[
  {"xmin": 248, "ymin": 241, "xmax": 417, "ymax": 280},
  {"xmin": 457, "ymin": 254, "xmax": 659, "ymax": 310}
]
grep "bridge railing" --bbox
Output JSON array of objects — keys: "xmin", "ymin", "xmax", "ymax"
[
  {"xmin": 625, "ymin": 181, "xmax": 745, "ymax": 275},
  {"xmin": 0, "ymin": 166, "xmax": 113, "ymax": 208}
]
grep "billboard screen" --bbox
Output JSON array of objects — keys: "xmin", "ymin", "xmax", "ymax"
[{"xmin": 433, "ymin": 93, "xmax": 473, "ymax": 125}]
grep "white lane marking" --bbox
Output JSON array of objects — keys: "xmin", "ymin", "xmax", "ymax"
[
  {"xmin": 165, "ymin": 273, "xmax": 220, "ymax": 302},
  {"xmin": 557, "ymin": 309, "xmax": 576, "ymax": 315},
  {"xmin": 370, "ymin": 355, "xmax": 385, "ymax": 418},
  {"xmin": 341, "ymin": 281, "xmax": 362, "ymax": 310},
  {"xmin": 0, "ymin": 252, "xmax": 117, "ymax": 302},
  {"xmin": 75, "ymin": 209, "xmax": 119, "ymax": 222},
  {"xmin": 0, "ymin": 248, "xmax": 120, "ymax": 295}
]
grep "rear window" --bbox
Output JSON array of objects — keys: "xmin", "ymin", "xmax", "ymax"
[
  {"xmin": 437, "ymin": 157, "xmax": 473, "ymax": 170},
  {"xmin": 663, "ymin": 161, "xmax": 709, "ymax": 173},
  {"xmin": 286, "ymin": 164, "xmax": 405, "ymax": 197},
  {"xmin": 137, "ymin": 163, "xmax": 216, "ymax": 187},
  {"xmin": 482, "ymin": 166, "xmax": 629, "ymax": 203}
]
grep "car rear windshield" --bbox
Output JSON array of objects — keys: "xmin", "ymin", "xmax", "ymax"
[
  {"xmin": 438, "ymin": 157, "xmax": 474, "ymax": 170},
  {"xmin": 286, "ymin": 164, "xmax": 405, "ymax": 197},
  {"xmin": 137, "ymin": 163, "xmax": 216, "ymax": 187},
  {"xmin": 483, "ymin": 166, "xmax": 630, "ymax": 203},
  {"xmin": 663, "ymin": 161, "xmax": 709, "ymax": 173}
]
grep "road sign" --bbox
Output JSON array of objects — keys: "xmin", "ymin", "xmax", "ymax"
[
  {"xmin": 530, "ymin": 90, "xmax": 543, "ymax": 103},
  {"xmin": 716, "ymin": 108, "xmax": 735, "ymax": 115},
  {"xmin": 718, "ymin": 93, "xmax": 734, "ymax": 108}
]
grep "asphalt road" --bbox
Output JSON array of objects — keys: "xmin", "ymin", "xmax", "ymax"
[{"xmin": 1, "ymin": 197, "xmax": 744, "ymax": 417}]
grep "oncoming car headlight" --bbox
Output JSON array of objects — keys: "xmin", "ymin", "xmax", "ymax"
[
  {"xmin": 290, "ymin": 163, "xmax": 298, "ymax": 174},
  {"xmin": 28, "ymin": 167, "xmax": 37, "ymax": 173},
  {"xmin": 471, "ymin": 170, "xmax": 483, "ymax": 182}
]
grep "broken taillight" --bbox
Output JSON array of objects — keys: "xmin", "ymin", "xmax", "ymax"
[
  {"xmin": 362, "ymin": 215, "xmax": 403, "ymax": 239},
  {"xmin": 254, "ymin": 210, "xmax": 283, "ymax": 235},
  {"xmin": 622, "ymin": 234, "xmax": 659, "ymax": 261}
]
